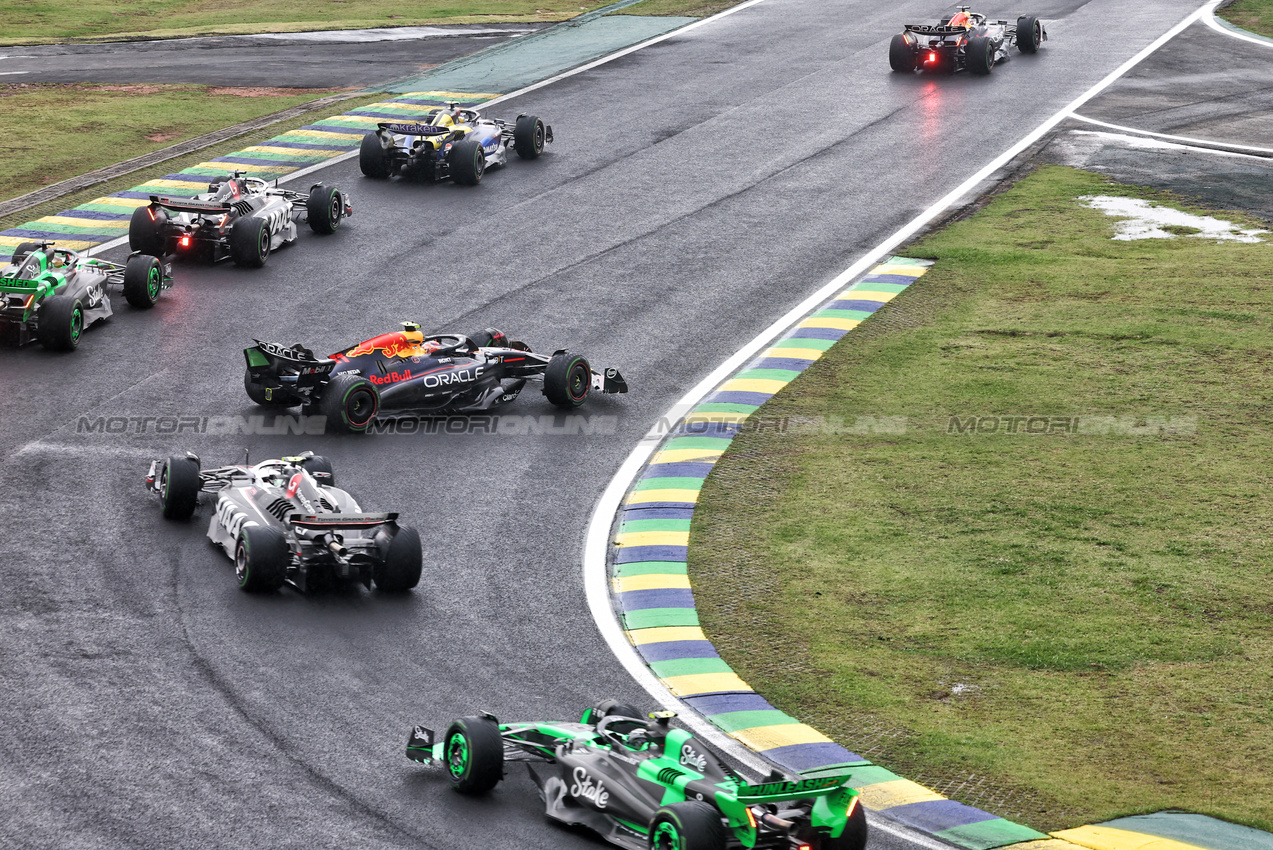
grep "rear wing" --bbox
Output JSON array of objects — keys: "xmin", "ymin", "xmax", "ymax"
[
  {"xmin": 378, "ymin": 122, "xmax": 451, "ymax": 136},
  {"xmin": 245, "ymin": 341, "xmax": 336, "ymax": 383},
  {"xmin": 903, "ymin": 24, "xmax": 967, "ymax": 35},
  {"xmin": 149, "ymin": 194, "xmax": 232, "ymax": 215},
  {"xmin": 290, "ymin": 512, "xmax": 398, "ymax": 528},
  {"xmin": 734, "ymin": 773, "xmax": 851, "ymax": 804}
]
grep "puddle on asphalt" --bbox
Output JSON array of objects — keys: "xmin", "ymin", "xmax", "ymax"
[{"xmin": 1080, "ymin": 195, "xmax": 1268, "ymax": 242}]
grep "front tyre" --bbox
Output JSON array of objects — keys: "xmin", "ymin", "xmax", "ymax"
[
  {"xmin": 359, "ymin": 130, "xmax": 392, "ymax": 178},
  {"xmin": 374, "ymin": 525, "xmax": 422, "ymax": 592},
  {"xmin": 648, "ymin": 801, "xmax": 727, "ymax": 850},
  {"xmin": 513, "ymin": 114, "xmax": 546, "ymax": 159},
  {"xmin": 543, "ymin": 352, "xmax": 591, "ymax": 408},
  {"xmin": 320, "ymin": 371, "xmax": 380, "ymax": 433},
  {"xmin": 159, "ymin": 455, "xmax": 201, "ymax": 520},
  {"xmin": 443, "ymin": 716, "xmax": 504, "ymax": 794},
  {"xmin": 889, "ymin": 33, "xmax": 915, "ymax": 72},
  {"xmin": 235, "ymin": 525, "xmax": 289, "ymax": 592},
  {"xmin": 122, "ymin": 254, "xmax": 164, "ymax": 309},
  {"xmin": 11, "ymin": 241, "xmax": 43, "ymax": 264},
  {"xmin": 128, "ymin": 206, "xmax": 167, "ymax": 255},
  {"xmin": 229, "ymin": 216, "xmax": 270, "ymax": 267},
  {"xmin": 1016, "ymin": 15, "xmax": 1043, "ymax": 53},
  {"xmin": 307, "ymin": 184, "xmax": 344, "ymax": 234},
  {"xmin": 301, "ymin": 454, "xmax": 334, "ymax": 486},
  {"xmin": 37, "ymin": 295, "xmax": 84, "ymax": 351},
  {"xmin": 449, "ymin": 138, "xmax": 485, "ymax": 186},
  {"xmin": 967, "ymin": 36, "xmax": 995, "ymax": 75}
]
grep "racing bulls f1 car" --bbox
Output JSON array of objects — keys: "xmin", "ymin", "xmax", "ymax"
[
  {"xmin": 359, "ymin": 101, "xmax": 552, "ymax": 185},
  {"xmin": 407, "ymin": 701, "xmax": 867, "ymax": 850},
  {"xmin": 128, "ymin": 172, "xmax": 351, "ymax": 267},
  {"xmin": 243, "ymin": 323, "xmax": 627, "ymax": 433},
  {"xmin": 0, "ymin": 241, "xmax": 169, "ymax": 350},
  {"xmin": 889, "ymin": 6, "xmax": 1046, "ymax": 75},
  {"xmin": 146, "ymin": 450, "xmax": 422, "ymax": 593}
]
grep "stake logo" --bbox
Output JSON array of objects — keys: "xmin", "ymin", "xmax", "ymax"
[
  {"xmin": 570, "ymin": 767, "xmax": 610, "ymax": 809},
  {"xmin": 679, "ymin": 745, "xmax": 707, "ymax": 772}
]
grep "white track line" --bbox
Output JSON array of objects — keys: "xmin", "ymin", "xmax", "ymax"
[
  {"xmin": 580, "ymin": 0, "xmax": 1225, "ymax": 839},
  {"xmin": 1205, "ymin": 4, "xmax": 1273, "ymax": 46},
  {"xmin": 1069, "ymin": 112, "xmax": 1273, "ymax": 156}
]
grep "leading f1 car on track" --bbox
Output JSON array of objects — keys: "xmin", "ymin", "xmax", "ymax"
[
  {"xmin": 145, "ymin": 450, "xmax": 422, "ymax": 593},
  {"xmin": 406, "ymin": 700, "xmax": 866, "ymax": 850},
  {"xmin": 242, "ymin": 323, "xmax": 627, "ymax": 433},
  {"xmin": 889, "ymin": 6, "xmax": 1046, "ymax": 75}
]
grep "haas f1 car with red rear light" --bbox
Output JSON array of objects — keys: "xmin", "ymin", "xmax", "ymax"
[
  {"xmin": 890, "ymin": 6, "xmax": 1046, "ymax": 75},
  {"xmin": 359, "ymin": 101, "xmax": 552, "ymax": 186},
  {"xmin": 127, "ymin": 172, "xmax": 351, "ymax": 267},
  {"xmin": 405, "ymin": 700, "xmax": 867, "ymax": 850},
  {"xmin": 145, "ymin": 450, "xmax": 422, "ymax": 593},
  {"xmin": 242, "ymin": 323, "xmax": 627, "ymax": 433}
]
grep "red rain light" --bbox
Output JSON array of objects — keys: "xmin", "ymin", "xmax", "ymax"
[{"xmin": 180, "ymin": 236, "xmax": 191, "ymax": 247}]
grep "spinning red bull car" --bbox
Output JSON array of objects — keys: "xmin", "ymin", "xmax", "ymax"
[
  {"xmin": 359, "ymin": 101, "xmax": 551, "ymax": 185},
  {"xmin": 243, "ymin": 323, "xmax": 627, "ymax": 433},
  {"xmin": 406, "ymin": 700, "xmax": 866, "ymax": 850},
  {"xmin": 889, "ymin": 6, "xmax": 1046, "ymax": 75},
  {"xmin": 146, "ymin": 450, "xmax": 422, "ymax": 593},
  {"xmin": 128, "ymin": 172, "xmax": 351, "ymax": 267}
]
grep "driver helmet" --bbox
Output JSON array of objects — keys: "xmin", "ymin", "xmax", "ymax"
[
  {"xmin": 948, "ymin": 10, "xmax": 973, "ymax": 28},
  {"xmin": 626, "ymin": 729, "xmax": 651, "ymax": 750},
  {"xmin": 483, "ymin": 328, "xmax": 508, "ymax": 348}
]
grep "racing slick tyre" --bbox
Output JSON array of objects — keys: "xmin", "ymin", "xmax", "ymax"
[
  {"xmin": 967, "ymin": 36, "xmax": 995, "ymax": 75},
  {"xmin": 306, "ymin": 184, "xmax": 344, "ymax": 234},
  {"xmin": 11, "ymin": 241, "xmax": 42, "ymax": 264},
  {"xmin": 449, "ymin": 138, "xmax": 485, "ymax": 186},
  {"xmin": 37, "ymin": 294, "xmax": 84, "ymax": 351},
  {"xmin": 889, "ymin": 33, "xmax": 916, "ymax": 72},
  {"xmin": 1016, "ymin": 15, "xmax": 1043, "ymax": 53},
  {"xmin": 320, "ymin": 371, "xmax": 380, "ymax": 433},
  {"xmin": 230, "ymin": 216, "xmax": 271, "ymax": 267},
  {"xmin": 359, "ymin": 131, "xmax": 393, "ymax": 178},
  {"xmin": 122, "ymin": 254, "xmax": 163, "ymax": 309},
  {"xmin": 543, "ymin": 352, "xmax": 591, "ymax": 408},
  {"xmin": 443, "ymin": 716, "xmax": 504, "ymax": 794},
  {"xmin": 301, "ymin": 454, "xmax": 334, "ymax": 486},
  {"xmin": 159, "ymin": 455, "xmax": 201, "ymax": 520},
  {"xmin": 243, "ymin": 369, "xmax": 299, "ymax": 408},
  {"xmin": 235, "ymin": 525, "xmax": 289, "ymax": 593},
  {"xmin": 589, "ymin": 699, "xmax": 643, "ymax": 722},
  {"xmin": 823, "ymin": 798, "xmax": 869, "ymax": 850},
  {"xmin": 648, "ymin": 801, "xmax": 728, "ymax": 850},
  {"xmin": 373, "ymin": 525, "xmax": 422, "ymax": 592},
  {"xmin": 128, "ymin": 206, "xmax": 167, "ymax": 256},
  {"xmin": 513, "ymin": 114, "xmax": 546, "ymax": 159}
]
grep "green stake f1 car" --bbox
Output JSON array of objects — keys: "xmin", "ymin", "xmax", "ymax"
[
  {"xmin": 0, "ymin": 241, "xmax": 170, "ymax": 350},
  {"xmin": 407, "ymin": 701, "xmax": 866, "ymax": 850}
]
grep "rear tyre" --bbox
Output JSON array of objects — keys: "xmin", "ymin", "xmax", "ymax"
[
  {"xmin": 1016, "ymin": 15, "xmax": 1042, "ymax": 53},
  {"xmin": 159, "ymin": 455, "xmax": 201, "ymax": 520},
  {"xmin": 320, "ymin": 371, "xmax": 380, "ymax": 433},
  {"xmin": 967, "ymin": 36, "xmax": 995, "ymax": 75},
  {"xmin": 513, "ymin": 114, "xmax": 546, "ymax": 159},
  {"xmin": 449, "ymin": 139, "xmax": 485, "ymax": 186},
  {"xmin": 243, "ymin": 368, "xmax": 298, "ymax": 408},
  {"xmin": 648, "ymin": 801, "xmax": 727, "ymax": 850},
  {"xmin": 359, "ymin": 131, "xmax": 392, "ymax": 178},
  {"xmin": 889, "ymin": 33, "xmax": 915, "ymax": 72},
  {"xmin": 306, "ymin": 184, "xmax": 344, "ymax": 234},
  {"xmin": 11, "ymin": 241, "xmax": 43, "ymax": 264},
  {"xmin": 301, "ymin": 454, "xmax": 334, "ymax": 487},
  {"xmin": 823, "ymin": 799, "xmax": 869, "ymax": 850},
  {"xmin": 128, "ymin": 206, "xmax": 167, "ymax": 255},
  {"xmin": 443, "ymin": 716, "xmax": 504, "ymax": 794},
  {"xmin": 235, "ymin": 525, "xmax": 289, "ymax": 593},
  {"xmin": 374, "ymin": 526, "xmax": 422, "ymax": 592},
  {"xmin": 122, "ymin": 254, "xmax": 163, "ymax": 309},
  {"xmin": 37, "ymin": 295, "xmax": 84, "ymax": 351},
  {"xmin": 229, "ymin": 216, "xmax": 270, "ymax": 267},
  {"xmin": 543, "ymin": 352, "xmax": 591, "ymax": 408}
]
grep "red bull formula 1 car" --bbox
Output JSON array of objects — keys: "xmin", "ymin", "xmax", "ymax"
[
  {"xmin": 889, "ymin": 6, "xmax": 1046, "ymax": 75},
  {"xmin": 243, "ymin": 323, "xmax": 627, "ymax": 433},
  {"xmin": 359, "ymin": 101, "xmax": 551, "ymax": 185},
  {"xmin": 146, "ymin": 450, "xmax": 422, "ymax": 593},
  {"xmin": 406, "ymin": 700, "xmax": 867, "ymax": 850},
  {"xmin": 128, "ymin": 172, "xmax": 350, "ymax": 267}
]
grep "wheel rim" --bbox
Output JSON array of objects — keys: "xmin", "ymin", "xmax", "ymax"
[
  {"xmin": 569, "ymin": 363, "xmax": 588, "ymax": 400},
  {"xmin": 534, "ymin": 124, "xmax": 544, "ymax": 152},
  {"xmin": 328, "ymin": 193, "xmax": 341, "ymax": 224},
  {"xmin": 147, "ymin": 267, "xmax": 160, "ymax": 300},
  {"xmin": 446, "ymin": 731, "xmax": 469, "ymax": 779},
  {"xmin": 235, "ymin": 541, "xmax": 249, "ymax": 584},
  {"xmin": 259, "ymin": 226, "xmax": 269, "ymax": 258},
  {"xmin": 651, "ymin": 821, "xmax": 681, "ymax": 850},
  {"xmin": 474, "ymin": 149, "xmax": 484, "ymax": 178},
  {"xmin": 345, "ymin": 388, "xmax": 377, "ymax": 427},
  {"xmin": 70, "ymin": 306, "xmax": 83, "ymax": 342}
]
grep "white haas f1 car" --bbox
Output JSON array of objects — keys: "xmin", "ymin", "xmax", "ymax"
[
  {"xmin": 146, "ymin": 451, "xmax": 422, "ymax": 593},
  {"xmin": 128, "ymin": 172, "xmax": 351, "ymax": 267},
  {"xmin": 359, "ymin": 101, "xmax": 551, "ymax": 185},
  {"xmin": 890, "ymin": 6, "xmax": 1046, "ymax": 75}
]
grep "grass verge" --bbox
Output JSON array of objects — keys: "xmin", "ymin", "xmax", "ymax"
[
  {"xmin": 614, "ymin": 0, "xmax": 744, "ymax": 16},
  {"xmin": 0, "ymin": 91, "xmax": 388, "ymax": 234},
  {"xmin": 1219, "ymin": 0, "xmax": 1273, "ymax": 37},
  {"xmin": 0, "ymin": 2, "xmax": 613, "ymax": 44},
  {"xmin": 688, "ymin": 165, "xmax": 1273, "ymax": 831}
]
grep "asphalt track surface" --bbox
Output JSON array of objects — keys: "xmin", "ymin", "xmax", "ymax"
[
  {"xmin": 0, "ymin": 2, "xmax": 1245, "ymax": 848},
  {"xmin": 0, "ymin": 25, "xmax": 546, "ymax": 88}
]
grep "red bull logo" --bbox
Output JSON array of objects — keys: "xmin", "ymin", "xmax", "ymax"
[{"xmin": 342, "ymin": 332, "xmax": 423, "ymax": 360}]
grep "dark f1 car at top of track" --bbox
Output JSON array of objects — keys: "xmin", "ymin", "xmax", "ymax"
[
  {"xmin": 359, "ymin": 101, "xmax": 552, "ymax": 186},
  {"xmin": 128, "ymin": 171, "xmax": 351, "ymax": 267},
  {"xmin": 242, "ymin": 323, "xmax": 627, "ymax": 433},
  {"xmin": 0, "ymin": 241, "xmax": 169, "ymax": 350},
  {"xmin": 406, "ymin": 700, "xmax": 867, "ymax": 850},
  {"xmin": 889, "ymin": 6, "xmax": 1046, "ymax": 75},
  {"xmin": 146, "ymin": 450, "xmax": 422, "ymax": 593}
]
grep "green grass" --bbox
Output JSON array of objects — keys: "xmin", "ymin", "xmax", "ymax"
[
  {"xmin": 1219, "ymin": 0, "xmax": 1273, "ymax": 37},
  {"xmin": 688, "ymin": 165, "xmax": 1273, "ymax": 831},
  {"xmin": 613, "ymin": 0, "xmax": 742, "ymax": 16},
  {"xmin": 0, "ymin": 1, "xmax": 615, "ymax": 44}
]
